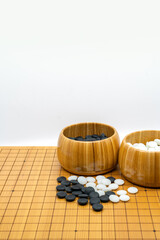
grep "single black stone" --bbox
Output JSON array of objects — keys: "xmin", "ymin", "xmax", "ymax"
[
  {"xmin": 100, "ymin": 195, "xmax": 109, "ymax": 203},
  {"xmin": 61, "ymin": 180, "xmax": 70, "ymax": 186},
  {"xmin": 85, "ymin": 135, "xmax": 92, "ymax": 139},
  {"xmin": 65, "ymin": 186, "xmax": 72, "ymax": 193},
  {"xmin": 105, "ymin": 191, "xmax": 116, "ymax": 196},
  {"xmin": 92, "ymin": 134, "xmax": 99, "ymax": 138},
  {"xmin": 92, "ymin": 203, "xmax": 103, "ymax": 212},
  {"xmin": 71, "ymin": 185, "xmax": 81, "ymax": 191},
  {"xmin": 75, "ymin": 136, "xmax": 84, "ymax": 141},
  {"xmin": 76, "ymin": 184, "xmax": 84, "ymax": 189},
  {"xmin": 81, "ymin": 187, "xmax": 87, "ymax": 193},
  {"xmin": 85, "ymin": 187, "xmax": 95, "ymax": 194},
  {"xmin": 85, "ymin": 137, "xmax": 96, "ymax": 141},
  {"xmin": 57, "ymin": 176, "xmax": 66, "ymax": 183},
  {"xmin": 78, "ymin": 194, "xmax": 89, "ymax": 198},
  {"xmin": 89, "ymin": 192, "xmax": 99, "ymax": 199},
  {"xmin": 56, "ymin": 185, "xmax": 65, "ymax": 191},
  {"xmin": 68, "ymin": 137, "xmax": 75, "ymax": 140},
  {"xmin": 70, "ymin": 180, "xmax": 79, "ymax": 185},
  {"xmin": 56, "ymin": 191, "xmax": 67, "ymax": 199},
  {"xmin": 100, "ymin": 133, "xmax": 107, "ymax": 138},
  {"xmin": 72, "ymin": 191, "xmax": 82, "ymax": 196},
  {"xmin": 78, "ymin": 198, "xmax": 88, "ymax": 206},
  {"xmin": 65, "ymin": 194, "xmax": 76, "ymax": 202},
  {"xmin": 107, "ymin": 176, "xmax": 115, "ymax": 183},
  {"xmin": 90, "ymin": 197, "xmax": 100, "ymax": 205}
]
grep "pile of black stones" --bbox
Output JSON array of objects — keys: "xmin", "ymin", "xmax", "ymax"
[
  {"xmin": 68, "ymin": 133, "xmax": 108, "ymax": 141},
  {"xmin": 56, "ymin": 176, "xmax": 116, "ymax": 212}
]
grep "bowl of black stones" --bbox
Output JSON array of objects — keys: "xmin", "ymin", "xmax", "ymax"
[
  {"xmin": 57, "ymin": 122, "xmax": 120, "ymax": 175},
  {"xmin": 56, "ymin": 175, "xmax": 138, "ymax": 212}
]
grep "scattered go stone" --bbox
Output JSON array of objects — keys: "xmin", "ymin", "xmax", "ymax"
[
  {"xmin": 65, "ymin": 186, "xmax": 72, "ymax": 193},
  {"xmin": 78, "ymin": 198, "xmax": 88, "ymax": 206},
  {"xmin": 100, "ymin": 195, "xmax": 109, "ymax": 203},
  {"xmin": 97, "ymin": 184, "xmax": 107, "ymax": 190},
  {"xmin": 114, "ymin": 179, "xmax": 124, "ymax": 185},
  {"xmin": 56, "ymin": 185, "xmax": 66, "ymax": 191},
  {"xmin": 96, "ymin": 190, "xmax": 105, "ymax": 197},
  {"xmin": 107, "ymin": 176, "xmax": 115, "ymax": 183},
  {"xmin": 119, "ymin": 195, "xmax": 130, "ymax": 202},
  {"xmin": 57, "ymin": 176, "xmax": 66, "ymax": 183},
  {"xmin": 71, "ymin": 185, "xmax": 81, "ymax": 191},
  {"xmin": 105, "ymin": 191, "xmax": 116, "ymax": 196},
  {"xmin": 90, "ymin": 197, "xmax": 100, "ymax": 205},
  {"xmin": 101, "ymin": 178, "xmax": 111, "ymax": 186},
  {"xmin": 68, "ymin": 175, "xmax": 77, "ymax": 181},
  {"xmin": 78, "ymin": 176, "xmax": 87, "ymax": 185},
  {"xmin": 109, "ymin": 195, "xmax": 119, "ymax": 203},
  {"xmin": 86, "ymin": 182, "xmax": 96, "ymax": 188},
  {"xmin": 89, "ymin": 192, "xmax": 99, "ymax": 199},
  {"xmin": 86, "ymin": 177, "xmax": 95, "ymax": 182},
  {"xmin": 81, "ymin": 187, "xmax": 87, "ymax": 193},
  {"xmin": 72, "ymin": 191, "xmax": 82, "ymax": 196},
  {"xmin": 65, "ymin": 194, "xmax": 76, "ymax": 202},
  {"xmin": 78, "ymin": 194, "xmax": 89, "ymax": 198},
  {"xmin": 96, "ymin": 175, "xmax": 106, "ymax": 181},
  {"xmin": 92, "ymin": 203, "xmax": 103, "ymax": 212},
  {"xmin": 68, "ymin": 133, "xmax": 108, "ymax": 142},
  {"xmin": 127, "ymin": 187, "xmax": 138, "ymax": 194},
  {"xmin": 109, "ymin": 183, "xmax": 119, "ymax": 190},
  {"xmin": 57, "ymin": 191, "xmax": 67, "ymax": 199},
  {"xmin": 117, "ymin": 190, "xmax": 127, "ymax": 196},
  {"xmin": 85, "ymin": 187, "xmax": 95, "ymax": 194},
  {"xmin": 70, "ymin": 180, "xmax": 79, "ymax": 185},
  {"xmin": 61, "ymin": 180, "xmax": 70, "ymax": 187}
]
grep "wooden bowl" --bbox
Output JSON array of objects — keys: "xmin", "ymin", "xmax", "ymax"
[
  {"xmin": 57, "ymin": 122, "xmax": 120, "ymax": 175},
  {"xmin": 119, "ymin": 130, "xmax": 160, "ymax": 188}
]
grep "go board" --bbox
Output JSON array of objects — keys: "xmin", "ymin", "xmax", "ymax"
[{"xmin": 0, "ymin": 147, "xmax": 160, "ymax": 240}]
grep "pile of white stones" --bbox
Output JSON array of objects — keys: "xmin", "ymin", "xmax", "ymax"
[
  {"xmin": 68, "ymin": 175, "xmax": 138, "ymax": 203},
  {"xmin": 127, "ymin": 139, "xmax": 160, "ymax": 151}
]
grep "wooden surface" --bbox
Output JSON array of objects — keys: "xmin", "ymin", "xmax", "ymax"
[
  {"xmin": 119, "ymin": 130, "xmax": 160, "ymax": 187},
  {"xmin": 0, "ymin": 147, "xmax": 160, "ymax": 240},
  {"xmin": 58, "ymin": 122, "xmax": 120, "ymax": 175}
]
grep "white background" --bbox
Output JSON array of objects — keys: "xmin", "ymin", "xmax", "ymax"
[{"xmin": 0, "ymin": 0, "xmax": 160, "ymax": 146}]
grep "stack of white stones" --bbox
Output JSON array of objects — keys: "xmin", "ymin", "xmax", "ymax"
[
  {"xmin": 68, "ymin": 175, "xmax": 138, "ymax": 203},
  {"xmin": 127, "ymin": 139, "xmax": 160, "ymax": 151}
]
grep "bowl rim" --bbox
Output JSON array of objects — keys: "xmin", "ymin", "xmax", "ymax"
[
  {"xmin": 122, "ymin": 129, "xmax": 160, "ymax": 153},
  {"xmin": 60, "ymin": 122, "xmax": 118, "ymax": 143}
]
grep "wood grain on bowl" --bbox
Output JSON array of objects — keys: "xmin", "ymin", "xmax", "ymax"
[
  {"xmin": 57, "ymin": 122, "xmax": 120, "ymax": 175},
  {"xmin": 119, "ymin": 130, "xmax": 160, "ymax": 188}
]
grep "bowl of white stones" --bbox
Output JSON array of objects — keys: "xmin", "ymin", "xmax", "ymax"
[
  {"xmin": 119, "ymin": 130, "xmax": 160, "ymax": 187},
  {"xmin": 56, "ymin": 175, "xmax": 138, "ymax": 212}
]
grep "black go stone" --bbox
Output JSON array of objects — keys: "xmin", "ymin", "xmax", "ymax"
[
  {"xmin": 56, "ymin": 185, "xmax": 65, "ymax": 191},
  {"xmin": 90, "ymin": 198, "xmax": 100, "ymax": 205},
  {"xmin": 85, "ymin": 187, "xmax": 95, "ymax": 195},
  {"xmin": 57, "ymin": 176, "xmax": 66, "ymax": 183},
  {"xmin": 56, "ymin": 191, "xmax": 67, "ymax": 199},
  {"xmin": 78, "ymin": 198, "xmax": 88, "ymax": 206},
  {"xmin": 92, "ymin": 134, "xmax": 99, "ymax": 138},
  {"xmin": 81, "ymin": 187, "xmax": 87, "ymax": 193},
  {"xmin": 76, "ymin": 184, "xmax": 84, "ymax": 189},
  {"xmin": 65, "ymin": 186, "xmax": 72, "ymax": 193},
  {"xmin": 65, "ymin": 194, "xmax": 76, "ymax": 202},
  {"xmin": 70, "ymin": 180, "xmax": 79, "ymax": 185},
  {"xmin": 72, "ymin": 191, "xmax": 82, "ymax": 196},
  {"xmin": 71, "ymin": 185, "xmax": 81, "ymax": 191},
  {"xmin": 92, "ymin": 203, "xmax": 103, "ymax": 212},
  {"xmin": 105, "ymin": 191, "xmax": 115, "ymax": 196},
  {"xmin": 107, "ymin": 176, "xmax": 115, "ymax": 183},
  {"xmin": 100, "ymin": 195, "xmax": 109, "ymax": 203},
  {"xmin": 78, "ymin": 194, "xmax": 88, "ymax": 198},
  {"xmin": 61, "ymin": 180, "xmax": 70, "ymax": 187},
  {"xmin": 89, "ymin": 192, "xmax": 99, "ymax": 199}
]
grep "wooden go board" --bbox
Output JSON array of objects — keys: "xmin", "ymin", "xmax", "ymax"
[{"xmin": 0, "ymin": 147, "xmax": 160, "ymax": 240}]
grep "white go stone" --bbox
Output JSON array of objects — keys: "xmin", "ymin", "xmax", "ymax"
[
  {"xmin": 78, "ymin": 176, "xmax": 87, "ymax": 185},
  {"xmin": 101, "ymin": 179, "xmax": 111, "ymax": 186},
  {"xmin": 155, "ymin": 146, "xmax": 160, "ymax": 151},
  {"xmin": 68, "ymin": 175, "xmax": 77, "ymax": 181},
  {"xmin": 114, "ymin": 179, "xmax": 124, "ymax": 186},
  {"xmin": 120, "ymin": 195, "xmax": 130, "ymax": 202},
  {"xmin": 86, "ymin": 177, "xmax": 95, "ymax": 183},
  {"xmin": 127, "ymin": 187, "xmax": 138, "ymax": 194},
  {"xmin": 127, "ymin": 142, "xmax": 132, "ymax": 146},
  {"xmin": 109, "ymin": 183, "xmax": 119, "ymax": 190},
  {"xmin": 109, "ymin": 195, "xmax": 119, "ymax": 203},
  {"xmin": 86, "ymin": 182, "xmax": 96, "ymax": 188},
  {"xmin": 117, "ymin": 190, "xmax": 127, "ymax": 196},
  {"xmin": 146, "ymin": 141, "xmax": 157, "ymax": 149},
  {"xmin": 97, "ymin": 179, "xmax": 103, "ymax": 184},
  {"xmin": 96, "ymin": 175, "xmax": 106, "ymax": 181},
  {"xmin": 154, "ymin": 139, "xmax": 160, "ymax": 146},
  {"xmin": 102, "ymin": 186, "xmax": 112, "ymax": 192},
  {"xmin": 148, "ymin": 148, "xmax": 156, "ymax": 152},
  {"xmin": 96, "ymin": 190, "xmax": 105, "ymax": 197},
  {"xmin": 97, "ymin": 184, "xmax": 106, "ymax": 190}
]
